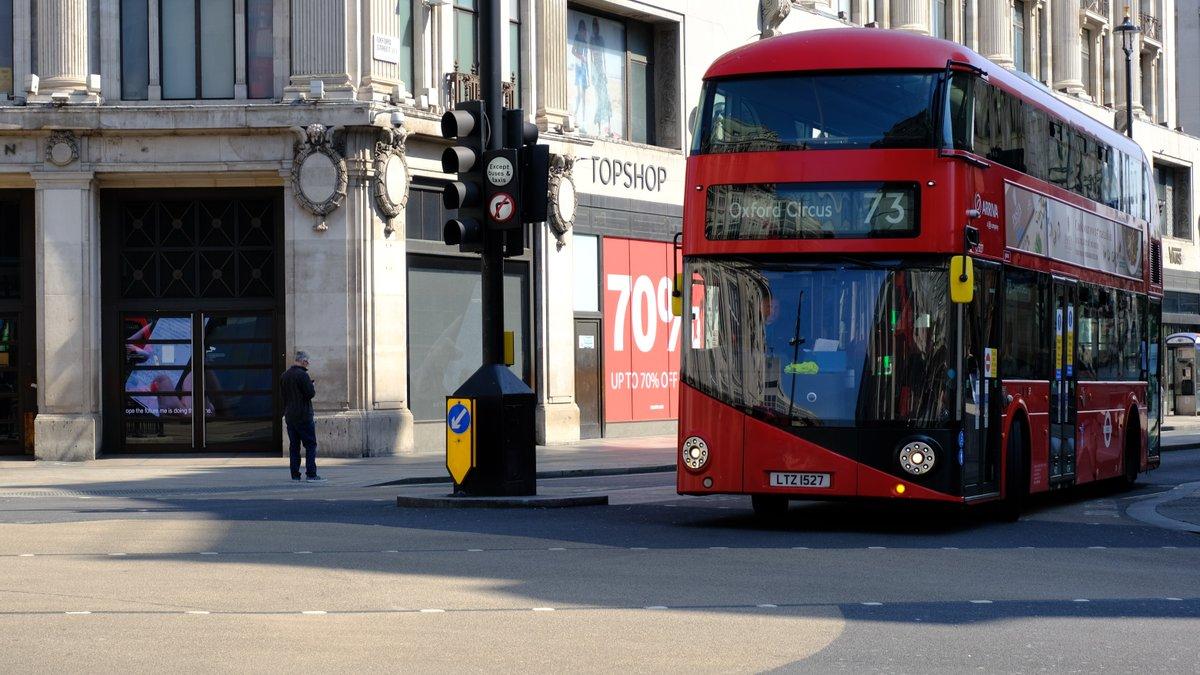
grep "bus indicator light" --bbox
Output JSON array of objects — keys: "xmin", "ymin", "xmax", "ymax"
[{"xmin": 894, "ymin": 484, "xmax": 907, "ymax": 496}]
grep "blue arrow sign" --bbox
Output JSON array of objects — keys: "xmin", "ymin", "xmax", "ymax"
[{"xmin": 447, "ymin": 403, "xmax": 472, "ymax": 435}]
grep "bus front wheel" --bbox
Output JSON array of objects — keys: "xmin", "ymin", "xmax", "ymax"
[
  {"xmin": 751, "ymin": 495, "xmax": 789, "ymax": 518},
  {"xmin": 996, "ymin": 419, "xmax": 1027, "ymax": 522}
]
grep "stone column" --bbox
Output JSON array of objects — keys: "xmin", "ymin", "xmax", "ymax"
[
  {"xmin": 283, "ymin": 127, "xmax": 414, "ymax": 457},
  {"xmin": 890, "ymin": 0, "xmax": 930, "ymax": 34},
  {"xmin": 947, "ymin": 0, "xmax": 964, "ymax": 42},
  {"xmin": 1052, "ymin": 1, "xmax": 1084, "ymax": 94},
  {"xmin": 963, "ymin": 0, "xmax": 978, "ymax": 50},
  {"xmin": 1038, "ymin": 1, "xmax": 1052, "ymax": 84},
  {"xmin": 534, "ymin": 223, "xmax": 581, "ymax": 445},
  {"xmin": 32, "ymin": 169, "xmax": 102, "ymax": 460},
  {"xmin": 536, "ymin": 0, "xmax": 569, "ymax": 131},
  {"xmin": 978, "ymin": 0, "xmax": 1014, "ymax": 69},
  {"xmin": 34, "ymin": 0, "xmax": 97, "ymax": 101},
  {"xmin": 285, "ymin": 0, "xmax": 356, "ymax": 101}
]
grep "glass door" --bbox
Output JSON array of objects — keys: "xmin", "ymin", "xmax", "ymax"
[
  {"xmin": 961, "ymin": 265, "xmax": 1001, "ymax": 497},
  {"xmin": 0, "ymin": 315, "xmax": 21, "ymax": 454},
  {"xmin": 1049, "ymin": 278, "xmax": 1078, "ymax": 485},
  {"xmin": 120, "ymin": 313, "xmax": 197, "ymax": 449},
  {"xmin": 200, "ymin": 313, "xmax": 276, "ymax": 450},
  {"xmin": 119, "ymin": 311, "xmax": 278, "ymax": 451}
]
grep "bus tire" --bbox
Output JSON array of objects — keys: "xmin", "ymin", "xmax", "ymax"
[
  {"xmin": 751, "ymin": 495, "xmax": 788, "ymax": 518},
  {"xmin": 997, "ymin": 418, "xmax": 1027, "ymax": 522},
  {"xmin": 1119, "ymin": 414, "xmax": 1140, "ymax": 491}
]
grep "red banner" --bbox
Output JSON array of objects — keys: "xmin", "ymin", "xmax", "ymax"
[{"xmin": 602, "ymin": 238, "xmax": 683, "ymax": 423}]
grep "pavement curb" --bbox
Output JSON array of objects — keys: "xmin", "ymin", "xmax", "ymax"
[
  {"xmin": 1126, "ymin": 480, "xmax": 1200, "ymax": 534},
  {"xmin": 395, "ymin": 494, "xmax": 610, "ymax": 509},
  {"xmin": 372, "ymin": 464, "xmax": 676, "ymax": 487}
]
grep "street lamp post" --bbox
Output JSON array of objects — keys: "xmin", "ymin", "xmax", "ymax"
[{"xmin": 1114, "ymin": 13, "xmax": 1140, "ymax": 139}]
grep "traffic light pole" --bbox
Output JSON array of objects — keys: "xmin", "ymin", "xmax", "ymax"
[{"xmin": 480, "ymin": 0, "xmax": 505, "ymax": 366}]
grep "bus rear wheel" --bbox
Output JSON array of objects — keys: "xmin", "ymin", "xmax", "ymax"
[
  {"xmin": 1119, "ymin": 416, "xmax": 1140, "ymax": 491},
  {"xmin": 751, "ymin": 495, "xmax": 789, "ymax": 518}
]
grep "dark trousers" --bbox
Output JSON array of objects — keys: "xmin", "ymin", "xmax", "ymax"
[{"xmin": 286, "ymin": 416, "xmax": 318, "ymax": 478}]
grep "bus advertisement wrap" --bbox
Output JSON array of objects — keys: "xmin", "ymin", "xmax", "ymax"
[{"xmin": 1005, "ymin": 182, "xmax": 1143, "ymax": 279}]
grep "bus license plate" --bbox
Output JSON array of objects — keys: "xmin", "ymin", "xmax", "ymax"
[{"xmin": 769, "ymin": 472, "xmax": 831, "ymax": 488}]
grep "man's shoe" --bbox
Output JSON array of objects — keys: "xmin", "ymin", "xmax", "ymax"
[
  {"xmin": 306, "ymin": 475, "xmax": 326, "ymax": 482},
  {"xmin": 291, "ymin": 475, "xmax": 302, "ymax": 481}
]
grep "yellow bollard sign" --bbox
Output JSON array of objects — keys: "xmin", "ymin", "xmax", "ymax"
[{"xmin": 446, "ymin": 398, "xmax": 476, "ymax": 484}]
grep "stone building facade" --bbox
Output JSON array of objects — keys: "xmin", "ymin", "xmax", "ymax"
[{"xmin": 1, "ymin": 0, "xmax": 1197, "ymax": 460}]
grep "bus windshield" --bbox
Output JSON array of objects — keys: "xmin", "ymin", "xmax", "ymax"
[
  {"xmin": 693, "ymin": 72, "xmax": 941, "ymax": 154},
  {"xmin": 682, "ymin": 258, "xmax": 954, "ymax": 427}
]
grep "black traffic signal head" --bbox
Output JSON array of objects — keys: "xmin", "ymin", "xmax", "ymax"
[
  {"xmin": 503, "ymin": 108, "xmax": 539, "ymax": 148},
  {"xmin": 441, "ymin": 100, "xmax": 488, "ymax": 252},
  {"xmin": 444, "ymin": 218, "xmax": 483, "ymax": 253}
]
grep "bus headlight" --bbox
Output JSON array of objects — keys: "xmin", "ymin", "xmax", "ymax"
[
  {"xmin": 898, "ymin": 440, "xmax": 937, "ymax": 476},
  {"xmin": 682, "ymin": 436, "xmax": 710, "ymax": 471}
]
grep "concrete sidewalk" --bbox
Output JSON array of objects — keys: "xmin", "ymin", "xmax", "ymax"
[
  {"xmin": 0, "ymin": 436, "xmax": 677, "ymax": 496},
  {"xmin": 1162, "ymin": 415, "xmax": 1200, "ymax": 450}
]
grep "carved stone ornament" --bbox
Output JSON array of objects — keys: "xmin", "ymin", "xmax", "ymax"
[
  {"xmin": 372, "ymin": 125, "xmax": 411, "ymax": 236},
  {"xmin": 291, "ymin": 124, "xmax": 348, "ymax": 231},
  {"xmin": 548, "ymin": 154, "xmax": 578, "ymax": 250},
  {"xmin": 45, "ymin": 130, "xmax": 80, "ymax": 167},
  {"xmin": 758, "ymin": 0, "xmax": 792, "ymax": 39}
]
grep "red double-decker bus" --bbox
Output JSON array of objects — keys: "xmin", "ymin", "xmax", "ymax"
[{"xmin": 676, "ymin": 29, "xmax": 1162, "ymax": 518}]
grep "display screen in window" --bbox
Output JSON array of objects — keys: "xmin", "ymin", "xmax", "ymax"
[
  {"xmin": 706, "ymin": 182, "xmax": 919, "ymax": 240},
  {"xmin": 568, "ymin": 9, "xmax": 626, "ymax": 140}
]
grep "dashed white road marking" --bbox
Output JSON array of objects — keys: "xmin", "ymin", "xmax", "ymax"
[
  {"xmin": 301, "ymin": 610, "xmax": 327, "ymax": 615},
  {"xmin": 199, "ymin": 552, "xmax": 219, "ymax": 556},
  {"xmin": 792, "ymin": 546, "xmax": 809, "ymax": 550},
  {"xmin": 108, "ymin": 553, "xmax": 127, "ymax": 557},
  {"xmin": 419, "ymin": 608, "xmax": 445, "ymax": 613},
  {"xmin": 708, "ymin": 546, "xmax": 728, "ymax": 550},
  {"xmin": 629, "ymin": 547, "xmax": 648, "ymax": 550},
  {"xmin": 293, "ymin": 551, "xmax": 312, "ymax": 555},
  {"xmin": 867, "ymin": 546, "xmax": 886, "ymax": 550},
  {"xmin": 861, "ymin": 602, "xmax": 883, "ymax": 606},
  {"xmin": 1072, "ymin": 598, "xmax": 1090, "ymax": 603},
  {"xmin": 757, "ymin": 604, "xmax": 778, "ymax": 608},
  {"xmin": 548, "ymin": 547, "xmax": 566, "ymax": 551},
  {"xmin": 64, "ymin": 611, "xmax": 91, "ymax": 615},
  {"xmin": 969, "ymin": 600, "xmax": 993, "ymax": 604},
  {"xmin": 467, "ymin": 549, "xmax": 484, "ymax": 552},
  {"xmin": 18, "ymin": 553, "xmax": 34, "ymax": 557},
  {"xmin": 645, "ymin": 606, "xmax": 668, "ymax": 610},
  {"xmin": 1165, "ymin": 597, "xmax": 1183, "ymax": 601},
  {"xmin": 186, "ymin": 611, "xmax": 210, "ymax": 615},
  {"xmin": 941, "ymin": 547, "xmax": 959, "ymax": 550},
  {"xmin": 531, "ymin": 607, "xmax": 556, "ymax": 612},
  {"xmin": 382, "ymin": 550, "xmax": 399, "ymax": 554},
  {"xmin": 1087, "ymin": 546, "xmax": 1107, "ymax": 550}
]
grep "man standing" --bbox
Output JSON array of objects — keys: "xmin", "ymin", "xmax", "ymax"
[{"xmin": 280, "ymin": 351, "xmax": 324, "ymax": 482}]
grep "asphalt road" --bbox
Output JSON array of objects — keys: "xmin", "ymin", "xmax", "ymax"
[{"xmin": 2, "ymin": 451, "xmax": 1198, "ymax": 673}]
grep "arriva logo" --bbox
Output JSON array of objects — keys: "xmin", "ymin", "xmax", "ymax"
[{"xmin": 974, "ymin": 193, "xmax": 1000, "ymax": 218}]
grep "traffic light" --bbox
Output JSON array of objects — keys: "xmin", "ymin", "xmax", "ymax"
[
  {"xmin": 441, "ymin": 101, "xmax": 486, "ymax": 253},
  {"xmin": 505, "ymin": 109, "xmax": 550, "ymax": 226}
]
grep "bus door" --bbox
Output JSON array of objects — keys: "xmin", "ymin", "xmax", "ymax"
[
  {"xmin": 961, "ymin": 264, "xmax": 1001, "ymax": 498},
  {"xmin": 1049, "ymin": 277, "xmax": 1077, "ymax": 485}
]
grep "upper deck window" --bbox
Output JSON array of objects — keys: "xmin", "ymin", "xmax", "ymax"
[{"xmin": 692, "ymin": 72, "xmax": 940, "ymax": 155}]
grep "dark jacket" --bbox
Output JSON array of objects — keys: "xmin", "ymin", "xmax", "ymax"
[{"xmin": 280, "ymin": 365, "xmax": 316, "ymax": 421}]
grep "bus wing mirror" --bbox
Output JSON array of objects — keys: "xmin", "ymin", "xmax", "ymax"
[
  {"xmin": 950, "ymin": 256, "xmax": 974, "ymax": 304},
  {"xmin": 671, "ymin": 273, "xmax": 684, "ymax": 317}
]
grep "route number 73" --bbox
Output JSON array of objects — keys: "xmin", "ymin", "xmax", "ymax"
[{"xmin": 864, "ymin": 192, "xmax": 907, "ymax": 225}]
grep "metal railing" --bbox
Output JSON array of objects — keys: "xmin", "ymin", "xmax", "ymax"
[
  {"xmin": 1139, "ymin": 12, "xmax": 1161, "ymax": 41},
  {"xmin": 448, "ymin": 64, "xmax": 516, "ymax": 108},
  {"xmin": 1080, "ymin": 0, "xmax": 1110, "ymax": 16}
]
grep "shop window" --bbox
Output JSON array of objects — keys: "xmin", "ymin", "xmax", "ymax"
[
  {"xmin": 245, "ymin": 0, "xmax": 273, "ymax": 99},
  {"xmin": 567, "ymin": 6, "xmax": 657, "ymax": 145},
  {"xmin": 121, "ymin": 0, "xmax": 273, "ymax": 101},
  {"xmin": 0, "ymin": 0, "xmax": 12, "ymax": 97},
  {"xmin": 931, "ymin": 0, "xmax": 945, "ymax": 38},
  {"xmin": 1155, "ymin": 163, "xmax": 1192, "ymax": 241},
  {"xmin": 507, "ymin": 0, "xmax": 520, "ymax": 107},
  {"xmin": 1012, "ymin": 1, "xmax": 1025, "ymax": 73},
  {"xmin": 454, "ymin": 0, "xmax": 479, "ymax": 74},
  {"xmin": 407, "ymin": 255, "xmax": 529, "ymax": 421},
  {"xmin": 0, "ymin": 201, "xmax": 17, "ymax": 298}
]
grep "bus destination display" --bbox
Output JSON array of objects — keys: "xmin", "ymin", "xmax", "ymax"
[{"xmin": 705, "ymin": 182, "xmax": 918, "ymax": 240}]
